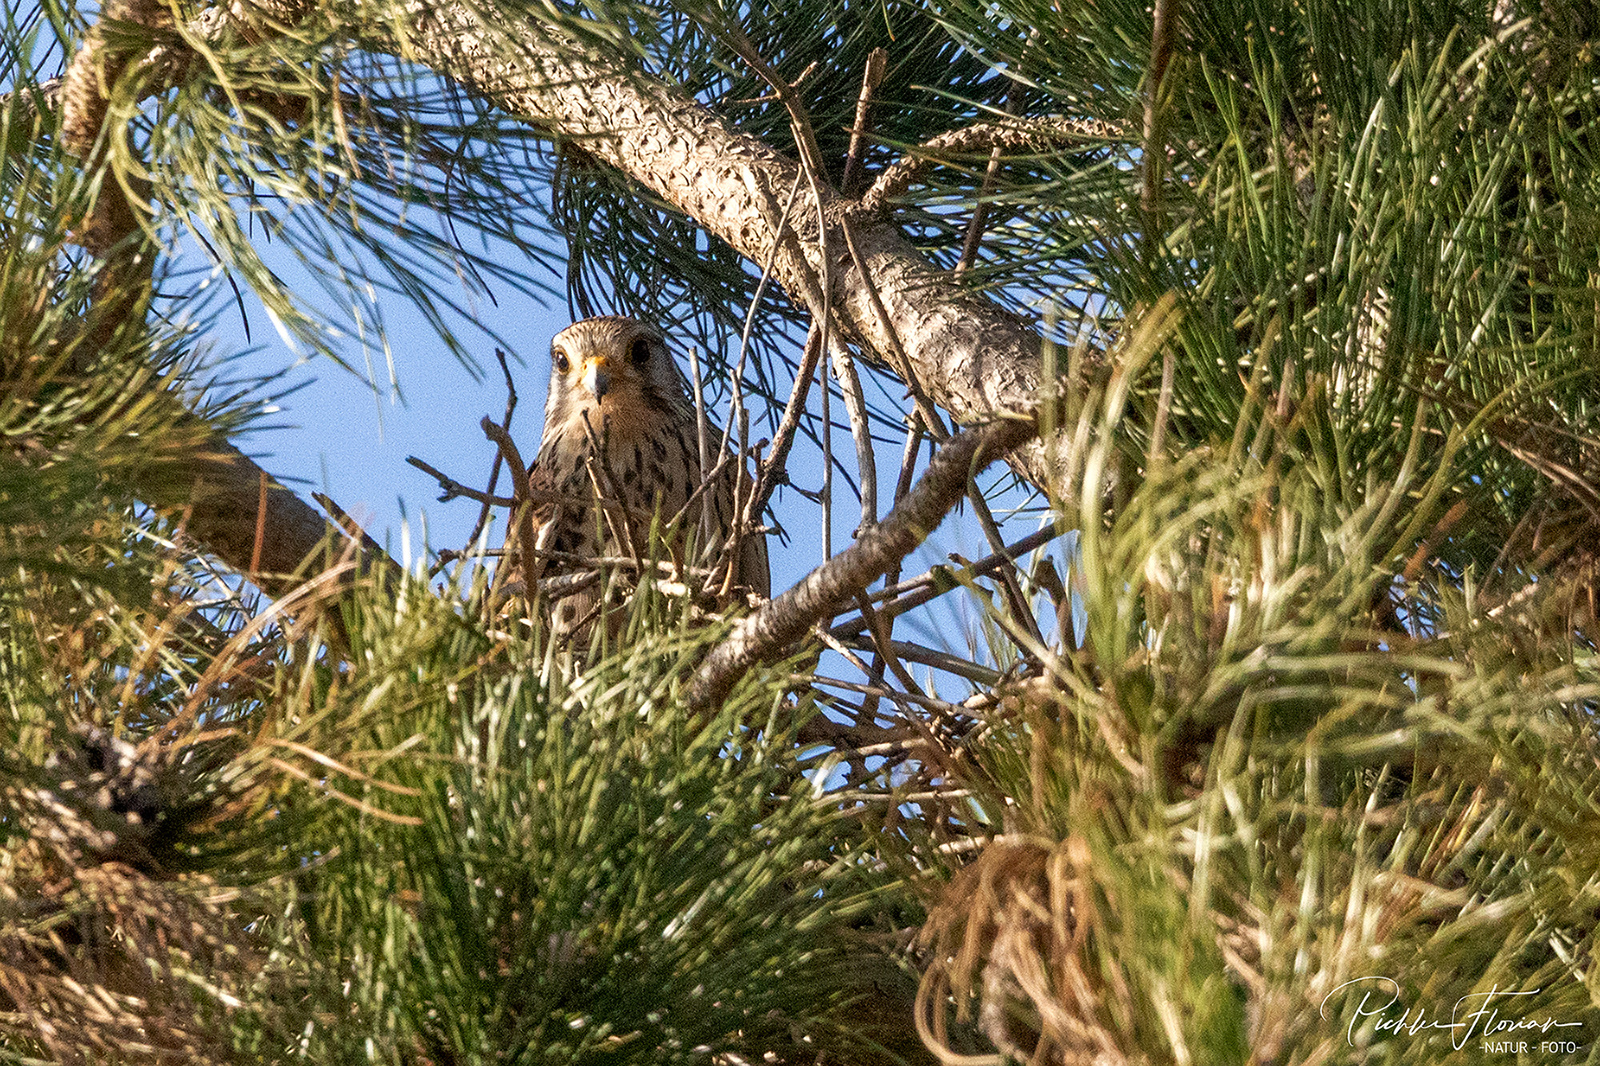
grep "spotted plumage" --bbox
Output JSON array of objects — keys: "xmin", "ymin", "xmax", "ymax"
[{"xmin": 511, "ymin": 316, "xmax": 769, "ymax": 637}]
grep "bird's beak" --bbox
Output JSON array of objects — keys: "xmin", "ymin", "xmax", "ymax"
[{"xmin": 582, "ymin": 356, "xmax": 611, "ymax": 402}]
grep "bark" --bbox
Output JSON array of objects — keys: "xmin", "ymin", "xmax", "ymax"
[
  {"xmin": 121, "ymin": 406, "xmax": 388, "ymax": 606},
  {"xmin": 155, "ymin": 429, "xmax": 380, "ymax": 591}
]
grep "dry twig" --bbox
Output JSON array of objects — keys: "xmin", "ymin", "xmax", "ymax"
[{"xmin": 841, "ymin": 47, "xmax": 888, "ymax": 196}]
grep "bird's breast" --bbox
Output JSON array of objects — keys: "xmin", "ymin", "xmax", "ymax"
[{"xmin": 552, "ymin": 401, "xmax": 701, "ymax": 515}]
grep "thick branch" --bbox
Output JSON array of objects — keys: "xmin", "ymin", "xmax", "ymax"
[
  {"xmin": 403, "ymin": 6, "xmax": 1087, "ymax": 488},
  {"xmin": 146, "ymin": 423, "xmax": 396, "ymax": 597},
  {"xmin": 686, "ymin": 415, "xmax": 1037, "ymax": 712}
]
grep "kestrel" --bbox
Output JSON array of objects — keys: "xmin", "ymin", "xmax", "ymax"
[{"xmin": 510, "ymin": 316, "xmax": 769, "ymax": 638}]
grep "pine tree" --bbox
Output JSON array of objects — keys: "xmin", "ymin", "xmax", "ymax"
[{"xmin": 2, "ymin": 0, "xmax": 1598, "ymax": 1062}]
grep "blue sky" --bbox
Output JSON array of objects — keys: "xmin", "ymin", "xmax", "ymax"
[{"xmin": 200, "ymin": 230, "xmax": 569, "ymax": 572}]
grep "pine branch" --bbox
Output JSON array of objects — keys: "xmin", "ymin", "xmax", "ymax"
[{"xmin": 8, "ymin": 0, "xmax": 1101, "ymax": 592}]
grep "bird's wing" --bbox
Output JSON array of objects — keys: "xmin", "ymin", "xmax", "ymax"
[
  {"xmin": 707, "ymin": 459, "xmax": 770, "ymax": 600},
  {"xmin": 520, "ymin": 441, "xmax": 576, "ymax": 574},
  {"xmin": 524, "ymin": 446, "xmax": 563, "ymax": 525},
  {"xmin": 740, "ymin": 518, "xmax": 771, "ymax": 599}
]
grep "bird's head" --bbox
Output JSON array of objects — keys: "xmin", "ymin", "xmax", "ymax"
[{"xmin": 544, "ymin": 316, "xmax": 689, "ymax": 428}]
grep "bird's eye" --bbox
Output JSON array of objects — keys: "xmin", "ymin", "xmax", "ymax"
[
  {"xmin": 629, "ymin": 338, "xmax": 651, "ymax": 366},
  {"xmin": 554, "ymin": 349, "xmax": 570, "ymax": 374}
]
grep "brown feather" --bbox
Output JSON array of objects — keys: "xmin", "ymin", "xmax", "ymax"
[{"xmin": 510, "ymin": 316, "xmax": 769, "ymax": 639}]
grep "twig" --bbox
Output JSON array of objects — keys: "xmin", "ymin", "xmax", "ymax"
[
  {"xmin": 792, "ymin": 703, "xmax": 906, "ymax": 753},
  {"xmin": 893, "ymin": 418, "xmax": 925, "ymax": 505},
  {"xmin": 841, "ymin": 48, "xmax": 887, "ymax": 196},
  {"xmin": 480, "ymin": 417, "xmax": 537, "ymax": 585},
  {"xmin": 820, "ymin": 329, "xmax": 834, "ymax": 561},
  {"xmin": 460, "ymin": 349, "xmax": 519, "ymax": 553},
  {"xmin": 720, "ymin": 406, "xmax": 754, "ymax": 597},
  {"xmin": 463, "ymin": 548, "xmax": 739, "ymax": 575},
  {"xmin": 953, "ymin": 156, "xmax": 1002, "ymax": 276},
  {"xmin": 414, "ymin": 450, "xmax": 685, "ymax": 525},
  {"xmin": 687, "ymin": 343, "xmax": 713, "ymax": 565},
  {"xmin": 670, "ymin": 351, "xmax": 740, "ymax": 586},
  {"xmin": 479, "ymin": 420, "xmax": 531, "ymax": 501},
  {"xmin": 252, "ymin": 470, "xmax": 270, "ymax": 576},
  {"xmin": 748, "ymin": 323, "xmax": 826, "ymax": 522},
  {"xmin": 842, "ymin": 633, "xmax": 1008, "ymax": 689},
  {"xmin": 1140, "ymin": 0, "xmax": 1178, "ymax": 238},
  {"xmin": 730, "ymin": 60, "xmax": 818, "ymax": 104},
  {"xmin": 832, "ymin": 339, "xmax": 878, "ymax": 532},
  {"xmin": 671, "ymin": 447, "xmax": 733, "ymax": 533},
  {"xmin": 1149, "ymin": 335, "xmax": 1177, "ymax": 464},
  {"xmin": 839, "ymin": 214, "xmax": 949, "ymax": 442},
  {"xmin": 829, "ymin": 522, "xmax": 1067, "ymax": 639},
  {"xmin": 854, "ymin": 593, "xmax": 920, "ymax": 694},
  {"xmin": 720, "ymin": 406, "xmax": 755, "ymax": 598},
  {"xmin": 312, "ymin": 493, "xmax": 390, "ymax": 565},
  {"xmin": 719, "ymin": 285, "xmax": 761, "ymax": 585},
  {"xmin": 954, "ymin": 90, "xmax": 1021, "ymax": 277},
  {"xmin": 686, "ymin": 414, "xmax": 1037, "ymax": 712},
  {"xmin": 715, "ymin": 20, "xmax": 865, "ymax": 572},
  {"xmin": 407, "ymin": 456, "xmax": 516, "ymax": 507},
  {"xmin": 855, "ymin": 417, "xmax": 926, "ymax": 722},
  {"xmin": 708, "ymin": 18, "xmax": 831, "ymax": 185},
  {"xmin": 741, "ymin": 189, "xmax": 811, "ymax": 507},
  {"xmin": 727, "ymin": 171, "xmax": 802, "ymax": 395},
  {"xmin": 963, "ymin": 485, "xmax": 1048, "ymax": 647},
  {"xmin": 579, "ymin": 412, "xmax": 641, "ymax": 571},
  {"xmin": 800, "ymin": 673, "xmax": 968, "ymax": 779},
  {"xmin": 723, "ymin": 168, "xmax": 801, "ymax": 582},
  {"xmin": 1143, "ymin": 0, "xmax": 1179, "ymax": 462},
  {"xmin": 813, "ymin": 624, "xmax": 878, "ymax": 680}
]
